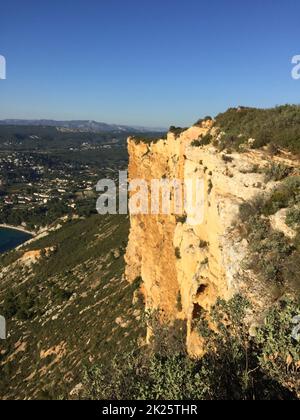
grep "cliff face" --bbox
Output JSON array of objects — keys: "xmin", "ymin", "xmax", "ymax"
[{"xmin": 125, "ymin": 123, "xmax": 295, "ymax": 355}]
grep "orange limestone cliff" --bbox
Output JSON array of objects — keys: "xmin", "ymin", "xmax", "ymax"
[{"xmin": 125, "ymin": 121, "xmax": 287, "ymax": 355}]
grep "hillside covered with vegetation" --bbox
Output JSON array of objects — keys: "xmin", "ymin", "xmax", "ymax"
[
  {"xmin": 214, "ymin": 105, "xmax": 300, "ymax": 153},
  {"xmin": 0, "ymin": 215, "xmax": 144, "ymax": 399},
  {"xmin": 84, "ymin": 296, "xmax": 299, "ymax": 400}
]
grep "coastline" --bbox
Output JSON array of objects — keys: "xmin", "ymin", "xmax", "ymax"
[{"xmin": 0, "ymin": 224, "xmax": 35, "ymax": 236}]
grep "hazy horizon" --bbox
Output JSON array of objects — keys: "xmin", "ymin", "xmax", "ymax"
[{"xmin": 0, "ymin": 117, "xmax": 168, "ymax": 130}]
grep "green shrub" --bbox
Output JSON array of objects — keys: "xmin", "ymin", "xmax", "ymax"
[
  {"xmin": 282, "ymin": 252, "xmax": 300, "ymax": 294},
  {"xmin": 52, "ymin": 287, "xmax": 73, "ymax": 304},
  {"xmin": 239, "ymin": 196, "xmax": 265, "ymax": 222},
  {"xmin": 191, "ymin": 133, "xmax": 212, "ymax": 147},
  {"xmin": 293, "ymin": 232, "xmax": 300, "ymax": 251},
  {"xmin": 175, "ymin": 247, "xmax": 181, "ymax": 259},
  {"xmin": 255, "ymin": 299, "xmax": 300, "ymax": 393},
  {"xmin": 199, "ymin": 240, "xmax": 208, "ymax": 248},
  {"xmin": 239, "ymin": 181, "xmax": 300, "ymax": 288},
  {"xmin": 191, "ymin": 139, "xmax": 202, "ymax": 147},
  {"xmin": 176, "ymin": 291, "xmax": 183, "ymax": 312},
  {"xmin": 215, "ymin": 105, "xmax": 300, "ymax": 153},
  {"xmin": 201, "ymin": 133, "xmax": 212, "ymax": 145},
  {"xmin": 169, "ymin": 126, "xmax": 187, "ymax": 138},
  {"xmin": 2, "ymin": 290, "xmax": 18, "ymax": 319},
  {"xmin": 267, "ymin": 143, "xmax": 280, "ymax": 156},
  {"xmin": 262, "ymin": 177, "xmax": 300, "ymax": 216},
  {"xmin": 286, "ymin": 207, "xmax": 300, "ymax": 229},
  {"xmin": 201, "ymin": 257, "xmax": 209, "ymax": 265},
  {"xmin": 216, "ymin": 134, "xmax": 245, "ymax": 152},
  {"xmin": 16, "ymin": 291, "xmax": 36, "ymax": 321},
  {"xmin": 263, "ymin": 190, "xmax": 292, "ymax": 215},
  {"xmin": 83, "ymin": 295, "xmax": 300, "ymax": 400},
  {"xmin": 133, "ymin": 276, "xmax": 143, "ymax": 289},
  {"xmin": 222, "ymin": 154, "xmax": 234, "ymax": 163},
  {"xmin": 193, "ymin": 116, "xmax": 212, "ymax": 127},
  {"xmin": 83, "ymin": 351, "xmax": 208, "ymax": 400},
  {"xmin": 2, "ymin": 289, "xmax": 36, "ymax": 320},
  {"xmin": 176, "ymin": 215, "xmax": 187, "ymax": 224},
  {"xmin": 264, "ymin": 163, "xmax": 291, "ymax": 182},
  {"xmin": 242, "ymin": 214, "xmax": 293, "ymax": 284}
]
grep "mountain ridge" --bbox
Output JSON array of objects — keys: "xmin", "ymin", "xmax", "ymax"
[{"xmin": 0, "ymin": 119, "xmax": 166, "ymax": 133}]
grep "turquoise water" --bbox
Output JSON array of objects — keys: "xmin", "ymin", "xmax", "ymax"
[{"xmin": 0, "ymin": 228, "xmax": 32, "ymax": 254}]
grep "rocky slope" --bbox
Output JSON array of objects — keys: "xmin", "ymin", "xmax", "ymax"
[{"xmin": 125, "ymin": 119, "xmax": 300, "ymax": 356}]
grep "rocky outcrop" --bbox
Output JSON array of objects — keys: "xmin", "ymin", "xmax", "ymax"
[{"xmin": 125, "ymin": 122, "xmax": 296, "ymax": 355}]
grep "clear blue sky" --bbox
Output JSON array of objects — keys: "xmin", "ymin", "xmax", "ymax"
[{"xmin": 0, "ymin": 0, "xmax": 299, "ymax": 127}]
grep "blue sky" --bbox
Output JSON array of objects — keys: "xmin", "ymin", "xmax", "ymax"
[{"xmin": 0, "ymin": 0, "xmax": 299, "ymax": 127}]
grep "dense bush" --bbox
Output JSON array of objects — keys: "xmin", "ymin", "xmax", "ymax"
[
  {"xmin": 286, "ymin": 206, "xmax": 300, "ymax": 229},
  {"xmin": 248, "ymin": 225, "xmax": 293, "ymax": 283},
  {"xmin": 194, "ymin": 116, "xmax": 212, "ymax": 127},
  {"xmin": 169, "ymin": 126, "xmax": 187, "ymax": 138},
  {"xmin": 202, "ymin": 133, "xmax": 212, "ymax": 145},
  {"xmin": 264, "ymin": 163, "xmax": 291, "ymax": 182},
  {"xmin": 83, "ymin": 351, "xmax": 209, "ymax": 400},
  {"xmin": 191, "ymin": 134, "xmax": 212, "ymax": 147},
  {"xmin": 215, "ymin": 105, "xmax": 300, "ymax": 153},
  {"xmin": 3, "ymin": 289, "xmax": 36, "ymax": 321},
  {"xmin": 191, "ymin": 139, "xmax": 202, "ymax": 147},
  {"xmin": 255, "ymin": 299, "xmax": 300, "ymax": 393},
  {"xmin": 83, "ymin": 296, "xmax": 300, "ymax": 400},
  {"xmin": 262, "ymin": 176, "xmax": 300, "ymax": 216},
  {"xmin": 2, "ymin": 290, "xmax": 19, "ymax": 319},
  {"xmin": 239, "ymin": 180, "xmax": 300, "ymax": 290}
]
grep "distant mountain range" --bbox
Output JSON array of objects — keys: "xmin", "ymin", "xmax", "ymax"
[{"xmin": 0, "ymin": 119, "xmax": 165, "ymax": 133}]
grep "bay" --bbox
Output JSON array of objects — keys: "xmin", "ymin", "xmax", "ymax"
[{"xmin": 0, "ymin": 227, "xmax": 32, "ymax": 254}]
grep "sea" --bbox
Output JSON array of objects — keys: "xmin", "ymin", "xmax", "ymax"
[{"xmin": 0, "ymin": 227, "xmax": 32, "ymax": 254}]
